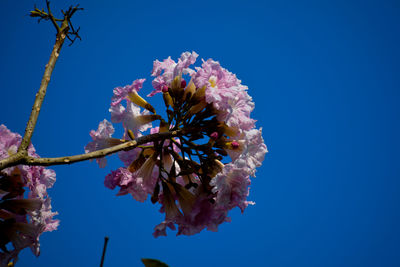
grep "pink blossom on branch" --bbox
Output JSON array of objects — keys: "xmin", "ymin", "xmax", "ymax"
[
  {"xmin": 86, "ymin": 51, "xmax": 267, "ymax": 237},
  {"xmin": 0, "ymin": 125, "xmax": 59, "ymax": 263}
]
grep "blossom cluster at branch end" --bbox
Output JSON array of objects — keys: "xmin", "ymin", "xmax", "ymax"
[
  {"xmin": 86, "ymin": 51, "xmax": 267, "ymax": 237},
  {"xmin": 0, "ymin": 125, "xmax": 59, "ymax": 265}
]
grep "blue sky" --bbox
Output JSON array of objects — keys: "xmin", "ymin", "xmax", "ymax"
[{"xmin": 1, "ymin": 0, "xmax": 400, "ymax": 266}]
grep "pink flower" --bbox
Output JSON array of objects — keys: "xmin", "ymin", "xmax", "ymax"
[
  {"xmin": 84, "ymin": 119, "xmax": 115, "ymax": 168},
  {"xmin": 221, "ymin": 90, "xmax": 256, "ymax": 132},
  {"xmin": 154, "ymin": 188, "xmax": 232, "ymax": 237},
  {"xmin": 118, "ymin": 148, "xmax": 141, "ymax": 168},
  {"xmin": 191, "ymin": 59, "xmax": 256, "ymax": 132},
  {"xmin": 118, "ymin": 102, "xmax": 152, "ymax": 138},
  {"xmin": 193, "ymin": 58, "xmax": 241, "ymax": 90},
  {"xmin": 104, "ymin": 168, "xmax": 149, "ymax": 202},
  {"xmin": 233, "ymin": 128, "xmax": 268, "ymax": 177},
  {"xmin": 0, "ymin": 124, "xmax": 58, "ymax": 262},
  {"xmin": 111, "ymin": 79, "xmax": 145, "ymax": 106},
  {"xmin": 149, "ymin": 51, "xmax": 198, "ymax": 96},
  {"xmin": 152, "ymin": 221, "xmax": 176, "ymax": 238},
  {"xmin": 104, "ymin": 160, "xmax": 159, "ymax": 201},
  {"xmin": 109, "ymin": 82, "xmax": 154, "ymax": 139},
  {"xmin": 211, "ymin": 163, "xmax": 253, "ymax": 212},
  {"xmin": 93, "ymin": 52, "xmax": 267, "ymax": 237},
  {"xmin": 0, "ymin": 125, "xmax": 37, "ymax": 162}
]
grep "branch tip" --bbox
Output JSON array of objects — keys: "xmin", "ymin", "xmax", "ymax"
[{"xmin": 30, "ymin": 1, "xmax": 83, "ymax": 45}]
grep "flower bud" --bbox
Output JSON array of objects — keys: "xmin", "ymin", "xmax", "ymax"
[
  {"xmin": 161, "ymin": 85, "xmax": 169, "ymax": 93},
  {"xmin": 136, "ymin": 114, "xmax": 161, "ymax": 125},
  {"xmin": 171, "ymin": 75, "xmax": 181, "ymax": 90},
  {"xmin": 127, "ymin": 129, "xmax": 135, "ymax": 140},
  {"xmin": 231, "ymin": 141, "xmax": 240, "ymax": 149},
  {"xmin": 163, "ymin": 92, "xmax": 173, "ymax": 108},
  {"xmin": 180, "ymin": 79, "xmax": 187, "ymax": 88},
  {"xmin": 128, "ymin": 90, "xmax": 156, "ymax": 113},
  {"xmin": 223, "ymin": 141, "xmax": 243, "ymax": 151}
]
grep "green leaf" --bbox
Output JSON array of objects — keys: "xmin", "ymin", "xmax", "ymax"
[{"xmin": 141, "ymin": 258, "xmax": 170, "ymax": 267}]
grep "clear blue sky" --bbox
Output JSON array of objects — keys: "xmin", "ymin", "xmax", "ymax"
[{"xmin": 1, "ymin": 0, "xmax": 400, "ymax": 266}]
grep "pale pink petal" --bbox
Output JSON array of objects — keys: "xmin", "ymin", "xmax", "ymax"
[
  {"xmin": 84, "ymin": 120, "xmax": 114, "ymax": 168},
  {"xmin": 149, "ymin": 52, "xmax": 197, "ymax": 97},
  {"xmin": 111, "ymin": 79, "xmax": 145, "ymax": 106}
]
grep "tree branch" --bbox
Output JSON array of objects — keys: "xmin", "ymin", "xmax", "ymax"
[
  {"xmin": 0, "ymin": 131, "xmax": 181, "ymax": 169},
  {"xmin": 0, "ymin": 2, "xmax": 83, "ymax": 171},
  {"xmin": 18, "ymin": 26, "xmax": 67, "ymax": 153},
  {"xmin": 20, "ymin": 2, "xmax": 81, "ymax": 153}
]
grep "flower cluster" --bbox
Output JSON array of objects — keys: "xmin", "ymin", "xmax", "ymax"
[
  {"xmin": 0, "ymin": 125, "xmax": 58, "ymax": 265},
  {"xmin": 86, "ymin": 52, "xmax": 267, "ymax": 237}
]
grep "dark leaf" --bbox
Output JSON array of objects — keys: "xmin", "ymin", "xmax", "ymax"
[{"xmin": 141, "ymin": 258, "xmax": 169, "ymax": 267}]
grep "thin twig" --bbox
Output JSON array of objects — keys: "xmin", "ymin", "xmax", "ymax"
[
  {"xmin": 100, "ymin": 236, "xmax": 109, "ymax": 267},
  {"xmin": 46, "ymin": 0, "xmax": 60, "ymax": 31}
]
